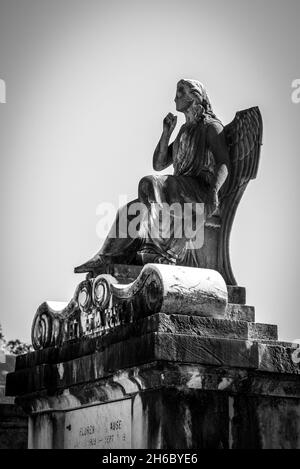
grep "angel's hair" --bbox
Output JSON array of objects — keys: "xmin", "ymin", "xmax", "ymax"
[{"xmin": 178, "ymin": 79, "xmax": 220, "ymax": 122}]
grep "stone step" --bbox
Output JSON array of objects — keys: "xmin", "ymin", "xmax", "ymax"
[
  {"xmin": 159, "ymin": 314, "xmax": 278, "ymax": 342},
  {"xmin": 227, "ymin": 286, "xmax": 246, "ymax": 305},
  {"xmin": 248, "ymin": 322, "xmax": 278, "ymax": 341},
  {"xmin": 15, "ymin": 313, "xmax": 278, "ymax": 371},
  {"xmin": 8, "ymin": 332, "xmax": 300, "ymax": 398},
  {"xmin": 225, "ymin": 304, "xmax": 255, "ymax": 322},
  {"xmin": 257, "ymin": 339, "xmax": 299, "ymax": 348},
  {"xmin": 257, "ymin": 341, "xmax": 300, "ymax": 374}
]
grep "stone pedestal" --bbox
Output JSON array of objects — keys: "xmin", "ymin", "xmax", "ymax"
[{"xmin": 6, "ymin": 278, "xmax": 300, "ymax": 449}]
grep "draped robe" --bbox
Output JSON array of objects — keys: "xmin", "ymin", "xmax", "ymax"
[{"xmin": 75, "ymin": 116, "xmax": 226, "ymax": 273}]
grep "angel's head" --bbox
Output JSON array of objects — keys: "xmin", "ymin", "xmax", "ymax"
[{"xmin": 175, "ymin": 79, "xmax": 217, "ymax": 121}]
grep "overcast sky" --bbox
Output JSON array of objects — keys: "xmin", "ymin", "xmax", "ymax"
[{"xmin": 0, "ymin": 0, "xmax": 300, "ymax": 342}]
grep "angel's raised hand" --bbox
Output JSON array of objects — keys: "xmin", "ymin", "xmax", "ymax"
[{"xmin": 163, "ymin": 113, "xmax": 177, "ymax": 135}]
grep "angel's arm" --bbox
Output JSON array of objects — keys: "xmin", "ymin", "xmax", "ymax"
[
  {"xmin": 153, "ymin": 113, "xmax": 177, "ymax": 171},
  {"xmin": 207, "ymin": 122, "xmax": 230, "ymax": 193},
  {"xmin": 153, "ymin": 134, "xmax": 173, "ymax": 171}
]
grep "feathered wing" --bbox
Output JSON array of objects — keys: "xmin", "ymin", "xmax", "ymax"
[
  {"xmin": 221, "ymin": 106, "xmax": 263, "ymax": 199},
  {"xmin": 218, "ymin": 107, "xmax": 263, "ymax": 285}
]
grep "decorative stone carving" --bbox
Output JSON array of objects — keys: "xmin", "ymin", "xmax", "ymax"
[{"xmin": 31, "ymin": 264, "xmax": 228, "ymax": 350}]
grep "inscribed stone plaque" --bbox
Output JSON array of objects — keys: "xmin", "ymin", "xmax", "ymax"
[{"xmin": 64, "ymin": 399, "xmax": 132, "ymax": 449}]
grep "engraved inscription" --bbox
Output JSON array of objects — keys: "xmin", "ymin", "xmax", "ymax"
[{"xmin": 64, "ymin": 399, "xmax": 131, "ymax": 449}]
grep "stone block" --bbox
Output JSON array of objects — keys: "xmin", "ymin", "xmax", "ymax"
[
  {"xmin": 227, "ymin": 286, "xmax": 246, "ymax": 305},
  {"xmin": 225, "ymin": 304, "xmax": 255, "ymax": 322},
  {"xmin": 258, "ymin": 343, "xmax": 300, "ymax": 374},
  {"xmin": 12, "ymin": 313, "xmax": 279, "ymax": 383},
  {"xmin": 10, "ymin": 363, "xmax": 300, "ymax": 449}
]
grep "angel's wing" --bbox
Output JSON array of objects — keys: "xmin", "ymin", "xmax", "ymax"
[
  {"xmin": 217, "ymin": 107, "xmax": 263, "ymax": 285},
  {"xmin": 220, "ymin": 106, "xmax": 263, "ymax": 200}
]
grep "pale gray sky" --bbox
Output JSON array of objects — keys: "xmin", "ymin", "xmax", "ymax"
[{"xmin": 0, "ymin": 0, "xmax": 300, "ymax": 342}]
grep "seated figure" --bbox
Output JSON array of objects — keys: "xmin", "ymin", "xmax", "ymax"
[{"xmin": 75, "ymin": 79, "xmax": 262, "ymax": 285}]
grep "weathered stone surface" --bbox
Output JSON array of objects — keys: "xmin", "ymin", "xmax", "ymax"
[
  {"xmin": 0, "ymin": 404, "xmax": 28, "ymax": 449},
  {"xmin": 14, "ymin": 312, "xmax": 275, "ymax": 375},
  {"xmin": 6, "ymin": 333, "xmax": 258, "ymax": 396},
  {"xmin": 88, "ymin": 264, "xmax": 247, "ymax": 305},
  {"xmin": 63, "ymin": 399, "xmax": 132, "ymax": 449},
  {"xmin": 111, "ymin": 264, "xmax": 229, "ymax": 318},
  {"xmin": 6, "ymin": 281, "xmax": 300, "ymax": 450},
  {"xmin": 258, "ymin": 343, "xmax": 300, "ymax": 374},
  {"xmin": 248, "ymin": 322, "xmax": 278, "ymax": 341},
  {"xmin": 32, "ymin": 264, "xmax": 229, "ymax": 352},
  {"xmin": 225, "ymin": 304, "xmax": 255, "ymax": 321},
  {"xmin": 139, "ymin": 389, "xmax": 230, "ymax": 449},
  {"xmin": 227, "ymin": 286, "xmax": 246, "ymax": 305},
  {"xmin": 232, "ymin": 395, "xmax": 300, "ymax": 449},
  {"xmin": 155, "ymin": 315, "xmax": 277, "ymax": 341},
  {"xmin": 13, "ymin": 362, "xmax": 300, "ymax": 449},
  {"xmin": 14, "ymin": 363, "xmax": 300, "ymax": 413},
  {"xmin": 10, "ymin": 329, "xmax": 295, "ymax": 397}
]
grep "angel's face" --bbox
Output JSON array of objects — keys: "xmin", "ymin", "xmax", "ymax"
[{"xmin": 175, "ymin": 83, "xmax": 194, "ymax": 113}]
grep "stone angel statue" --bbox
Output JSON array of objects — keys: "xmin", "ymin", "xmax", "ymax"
[{"xmin": 75, "ymin": 79, "xmax": 262, "ymax": 286}]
